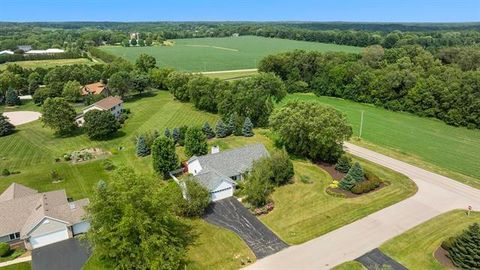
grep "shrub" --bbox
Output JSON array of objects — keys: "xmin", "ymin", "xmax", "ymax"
[
  {"xmin": 335, "ymin": 155, "xmax": 352, "ymax": 173},
  {"xmin": 0, "ymin": 242, "xmax": 10, "ymax": 257},
  {"xmin": 2, "ymin": 168, "xmax": 10, "ymax": 176},
  {"xmin": 441, "ymin": 236, "xmax": 457, "ymax": 251}
]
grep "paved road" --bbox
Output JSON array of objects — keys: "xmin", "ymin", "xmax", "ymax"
[
  {"xmin": 246, "ymin": 142, "xmax": 480, "ymax": 269},
  {"xmin": 204, "ymin": 197, "xmax": 288, "ymax": 258}
]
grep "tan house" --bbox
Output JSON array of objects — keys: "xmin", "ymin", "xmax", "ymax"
[
  {"xmin": 81, "ymin": 82, "xmax": 109, "ymax": 96},
  {"xmin": 75, "ymin": 96, "xmax": 124, "ymax": 126},
  {"xmin": 0, "ymin": 183, "xmax": 89, "ymax": 250}
]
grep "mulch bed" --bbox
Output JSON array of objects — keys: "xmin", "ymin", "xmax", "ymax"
[
  {"xmin": 317, "ymin": 161, "xmax": 346, "ymax": 180},
  {"xmin": 434, "ymin": 246, "xmax": 457, "ymax": 269}
]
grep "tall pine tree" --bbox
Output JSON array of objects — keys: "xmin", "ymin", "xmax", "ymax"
[
  {"xmin": 242, "ymin": 117, "xmax": 254, "ymax": 137},
  {"xmin": 136, "ymin": 135, "xmax": 149, "ymax": 157},
  {"xmin": 216, "ymin": 120, "xmax": 227, "ymax": 138},
  {"xmin": 449, "ymin": 223, "xmax": 480, "ymax": 270}
]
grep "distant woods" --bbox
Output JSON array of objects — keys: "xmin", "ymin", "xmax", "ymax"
[{"xmin": 259, "ymin": 46, "xmax": 480, "ymax": 129}]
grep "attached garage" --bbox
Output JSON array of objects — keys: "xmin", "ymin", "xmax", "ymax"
[
  {"xmin": 72, "ymin": 222, "xmax": 90, "ymax": 235},
  {"xmin": 30, "ymin": 229, "xmax": 69, "ymax": 249}
]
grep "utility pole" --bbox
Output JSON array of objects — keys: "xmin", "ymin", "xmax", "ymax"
[{"xmin": 359, "ymin": 111, "xmax": 364, "ymax": 139}]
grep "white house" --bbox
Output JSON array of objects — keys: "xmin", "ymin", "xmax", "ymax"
[
  {"xmin": 75, "ymin": 96, "xmax": 123, "ymax": 126},
  {"xmin": 0, "ymin": 183, "xmax": 89, "ymax": 250},
  {"xmin": 0, "ymin": 50, "xmax": 14, "ymax": 55},
  {"xmin": 187, "ymin": 144, "xmax": 269, "ymax": 201}
]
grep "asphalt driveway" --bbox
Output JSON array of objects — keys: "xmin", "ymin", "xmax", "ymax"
[
  {"xmin": 32, "ymin": 238, "xmax": 91, "ymax": 270},
  {"xmin": 203, "ymin": 197, "xmax": 288, "ymax": 259}
]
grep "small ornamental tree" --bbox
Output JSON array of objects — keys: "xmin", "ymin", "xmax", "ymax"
[
  {"xmin": 215, "ymin": 120, "xmax": 227, "ymax": 138},
  {"xmin": 41, "ymin": 97, "xmax": 76, "ymax": 136},
  {"xmin": 83, "ymin": 110, "xmax": 119, "ymax": 140},
  {"xmin": 180, "ymin": 177, "xmax": 210, "ymax": 217},
  {"xmin": 0, "ymin": 115, "xmax": 15, "ymax": 137},
  {"xmin": 5, "ymin": 88, "xmax": 20, "ymax": 106},
  {"xmin": 449, "ymin": 223, "xmax": 480, "ymax": 270},
  {"xmin": 335, "ymin": 155, "xmax": 352, "ymax": 173},
  {"xmin": 349, "ymin": 162, "xmax": 365, "ymax": 182},
  {"xmin": 136, "ymin": 135, "xmax": 149, "ymax": 157},
  {"xmin": 339, "ymin": 174, "xmax": 357, "ymax": 191},
  {"xmin": 164, "ymin": 128, "xmax": 171, "ymax": 138},
  {"xmin": 242, "ymin": 117, "xmax": 254, "ymax": 137},
  {"xmin": 151, "ymin": 136, "xmax": 179, "ymax": 177},
  {"xmin": 202, "ymin": 122, "xmax": 215, "ymax": 139},
  {"xmin": 172, "ymin": 128, "xmax": 180, "ymax": 144},
  {"xmin": 184, "ymin": 127, "xmax": 208, "ymax": 157}
]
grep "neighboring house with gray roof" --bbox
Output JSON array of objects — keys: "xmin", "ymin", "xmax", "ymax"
[
  {"xmin": 0, "ymin": 183, "xmax": 90, "ymax": 250},
  {"xmin": 187, "ymin": 144, "xmax": 269, "ymax": 201}
]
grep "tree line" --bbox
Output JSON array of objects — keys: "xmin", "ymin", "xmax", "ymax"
[{"xmin": 259, "ymin": 46, "xmax": 480, "ymax": 129}]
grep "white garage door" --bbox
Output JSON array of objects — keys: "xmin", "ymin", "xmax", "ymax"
[
  {"xmin": 211, "ymin": 187, "xmax": 233, "ymax": 201},
  {"xmin": 30, "ymin": 229, "xmax": 69, "ymax": 249},
  {"xmin": 72, "ymin": 222, "xmax": 90, "ymax": 235}
]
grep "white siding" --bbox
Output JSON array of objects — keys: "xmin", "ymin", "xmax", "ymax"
[{"xmin": 188, "ymin": 160, "xmax": 203, "ymax": 175}]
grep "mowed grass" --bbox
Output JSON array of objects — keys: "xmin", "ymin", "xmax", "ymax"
[
  {"xmin": 208, "ymin": 132, "xmax": 416, "ymax": 245},
  {"xmin": 280, "ymin": 94, "xmax": 480, "ymax": 188},
  {"xmin": 380, "ymin": 210, "xmax": 480, "ymax": 270},
  {"xmin": 100, "ymin": 36, "xmax": 362, "ymax": 72},
  {"xmin": 0, "ymin": 91, "xmax": 218, "ymax": 200},
  {"xmin": 0, "ymin": 58, "xmax": 94, "ymax": 70}
]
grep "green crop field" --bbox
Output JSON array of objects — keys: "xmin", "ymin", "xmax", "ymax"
[
  {"xmin": 280, "ymin": 94, "xmax": 480, "ymax": 188},
  {"xmin": 100, "ymin": 36, "xmax": 362, "ymax": 72},
  {"xmin": 0, "ymin": 58, "xmax": 94, "ymax": 70}
]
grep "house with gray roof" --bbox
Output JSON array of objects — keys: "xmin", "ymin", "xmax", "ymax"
[
  {"xmin": 187, "ymin": 144, "xmax": 269, "ymax": 201},
  {"xmin": 0, "ymin": 183, "xmax": 90, "ymax": 250}
]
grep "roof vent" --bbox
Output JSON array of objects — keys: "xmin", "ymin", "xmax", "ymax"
[{"xmin": 211, "ymin": 145, "xmax": 220, "ymax": 154}]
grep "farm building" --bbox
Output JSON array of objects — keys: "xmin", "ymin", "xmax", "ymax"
[
  {"xmin": 75, "ymin": 96, "xmax": 123, "ymax": 126},
  {"xmin": 0, "ymin": 183, "xmax": 89, "ymax": 250},
  {"xmin": 81, "ymin": 82, "xmax": 109, "ymax": 96},
  {"xmin": 187, "ymin": 144, "xmax": 269, "ymax": 201}
]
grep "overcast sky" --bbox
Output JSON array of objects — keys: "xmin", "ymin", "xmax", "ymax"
[{"xmin": 1, "ymin": 0, "xmax": 479, "ymax": 22}]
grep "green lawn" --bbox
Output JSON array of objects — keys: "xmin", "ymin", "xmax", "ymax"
[
  {"xmin": 208, "ymin": 132, "xmax": 416, "ymax": 245},
  {"xmin": 0, "ymin": 91, "xmax": 218, "ymax": 200},
  {"xmin": 0, "ymin": 58, "xmax": 93, "ymax": 71},
  {"xmin": 380, "ymin": 210, "xmax": 480, "ymax": 270},
  {"xmin": 281, "ymin": 94, "xmax": 480, "ymax": 188},
  {"xmin": 100, "ymin": 36, "xmax": 362, "ymax": 72}
]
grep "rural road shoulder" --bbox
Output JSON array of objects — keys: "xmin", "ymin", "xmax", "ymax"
[{"xmin": 245, "ymin": 142, "xmax": 480, "ymax": 270}]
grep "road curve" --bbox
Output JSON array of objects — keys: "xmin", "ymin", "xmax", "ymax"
[{"xmin": 245, "ymin": 142, "xmax": 480, "ymax": 270}]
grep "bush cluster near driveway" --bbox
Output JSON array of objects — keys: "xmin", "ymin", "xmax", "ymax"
[{"xmin": 380, "ymin": 210, "xmax": 480, "ymax": 270}]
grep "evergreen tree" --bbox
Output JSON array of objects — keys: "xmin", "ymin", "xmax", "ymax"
[
  {"xmin": 136, "ymin": 136, "xmax": 149, "ymax": 157},
  {"xmin": 242, "ymin": 117, "xmax": 254, "ymax": 137},
  {"xmin": 0, "ymin": 115, "xmax": 15, "ymax": 137},
  {"xmin": 449, "ymin": 223, "xmax": 480, "ymax": 270},
  {"xmin": 226, "ymin": 114, "xmax": 235, "ymax": 136},
  {"xmin": 202, "ymin": 122, "xmax": 215, "ymax": 139},
  {"xmin": 349, "ymin": 162, "xmax": 365, "ymax": 182},
  {"xmin": 184, "ymin": 127, "xmax": 208, "ymax": 157},
  {"xmin": 5, "ymin": 88, "xmax": 20, "ymax": 106},
  {"xmin": 164, "ymin": 128, "xmax": 171, "ymax": 138},
  {"xmin": 215, "ymin": 120, "xmax": 227, "ymax": 138},
  {"xmin": 335, "ymin": 155, "xmax": 352, "ymax": 173},
  {"xmin": 339, "ymin": 174, "xmax": 356, "ymax": 191},
  {"xmin": 172, "ymin": 128, "xmax": 180, "ymax": 144}
]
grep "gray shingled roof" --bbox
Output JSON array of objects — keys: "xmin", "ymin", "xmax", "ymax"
[
  {"xmin": 189, "ymin": 144, "xmax": 269, "ymax": 178},
  {"xmin": 0, "ymin": 183, "xmax": 89, "ymax": 238},
  {"xmin": 194, "ymin": 170, "xmax": 236, "ymax": 191}
]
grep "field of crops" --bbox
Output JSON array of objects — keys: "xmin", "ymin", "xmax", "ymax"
[
  {"xmin": 100, "ymin": 36, "xmax": 362, "ymax": 72},
  {"xmin": 281, "ymin": 94, "xmax": 480, "ymax": 187}
]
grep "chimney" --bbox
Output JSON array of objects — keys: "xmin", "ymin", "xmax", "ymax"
[{"xmin": 211, "ymin": 145, "xmax": 220, "ymax": 154}]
